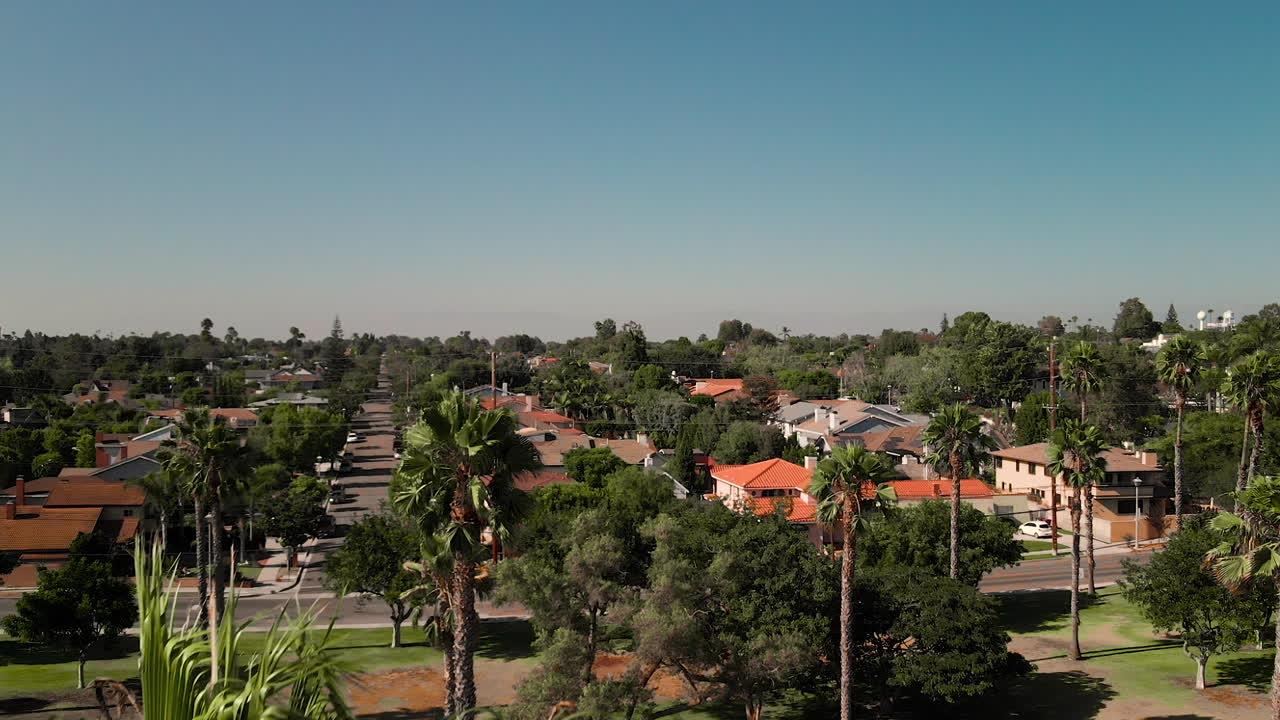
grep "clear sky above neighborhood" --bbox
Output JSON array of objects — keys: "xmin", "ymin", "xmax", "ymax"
[{"xmin": 2, "ymin": 2, "xmax": 1278, "ymax": 340}]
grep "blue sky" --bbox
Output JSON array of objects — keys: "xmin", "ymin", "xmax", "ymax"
[{"xmin": 2, "ymin": 2, "xmax": 1277, "ymax": 340}]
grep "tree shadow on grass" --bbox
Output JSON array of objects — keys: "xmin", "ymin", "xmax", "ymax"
[
  {"xmin": 0, "ymin": 637, "xmax": 139, "ymax": 666},
  {"xmin": 1216, "ymin": 654, "xmax": 1275, "ymax": 693},
  {"xmin": 985, "ymin": 670, "xmax": 1116, "ymax": 719},
  {"xmin": 997, "ymin": 590, "xmax": 1100, "ymax": 635},
  {"xmin": 474, "ymin": 619, "xmax": 538, "ymax": 661}
]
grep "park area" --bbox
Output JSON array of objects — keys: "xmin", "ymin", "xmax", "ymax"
[{"xmin": 0, "ymin": 590, "xmax": 1273, "ymax": 719}]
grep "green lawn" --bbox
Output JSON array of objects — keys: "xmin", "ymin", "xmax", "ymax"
[
  {"xmin": 1018, "ymin": 539, "xmax": 1056, "ymax": 552},
  {"xmin": 0, "ymin": 620, "xmax": 539, "ymax": 699}
]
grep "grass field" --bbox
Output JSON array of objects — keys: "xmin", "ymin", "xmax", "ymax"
[
  {"xmin": 1018, "ymin": 539, "xmax": 1056, "ymax": 552},
  {"xmin": 1, "ymin": 591, "xmax": 1272, "ymax": 719}
]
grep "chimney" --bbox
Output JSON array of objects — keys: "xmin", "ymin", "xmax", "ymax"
[
  {"xmin": 1, "ymin": 502, "xmax": 14, "ymax": 520},
  {"xmin": 636, "ymin": 432, "xmax": 649, "ymax": 447},
  {"xmin": 15, "ymin": 475, "xmax": 24, "ymax": 507},
  {"xmin": 1140, "ymin": 450, "xmax": 1157, "ymax": 467},
  {"xmin": 828, "ymin": 411, "xmax": 840, "ymax": 432},
  {"xmin": 932, "ymin": 482, "xmax": 942, "ymax": 497},
  {"xmin": 525, "ymin": 395, "xmax": 534, "ymax": 412},
  {"xmin": 804, "ymin": 455, "xmax": 818, "ymax": 472},
  {"xmin": 813, "ymin": 408, "xmax": 825, "ymax": 424},
  {"xmin": 501, "ymin": 382, "xmax": 509, "ymax": 395}
]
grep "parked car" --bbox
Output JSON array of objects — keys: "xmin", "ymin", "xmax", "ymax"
[
  {"xmin": 346, "ymin": 432, "xmax": 360, "ymax": 444},
  {"xmin": 1019, "ymin": 520, "xmax": 1054, "ymax": 539}
]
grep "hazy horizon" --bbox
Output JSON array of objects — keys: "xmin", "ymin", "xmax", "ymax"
[{"xmin": 4, "ymin": 2, "xmax": 1277, "ymax": 340}]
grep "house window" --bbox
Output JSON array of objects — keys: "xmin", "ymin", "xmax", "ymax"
[
  {"xmin": 123, "ymin": 509, "xmax": 135, "ymax": 517},
  {"xmin": 1043, "ymin": 465, "xmax": 1052, "ymax": 477},
  {"xmin": 995, "ymin": 457, "xmax": 1003, "ymax": 468},
  {"xmin": 1117, "ymin": 499, "xmax": 1137, "ymax": 514},
  {"xmin": 1027, "ymin": 462, "xmax": 1037, "ymax": 474}
]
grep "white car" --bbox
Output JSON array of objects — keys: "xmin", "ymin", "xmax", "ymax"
[
  {"xmin": 346, "ymin": 432, "xmax": 360, "ymax": 444},
  {"xmin": 1019, "ymin": 520, "xmax": 1054, "ymax": 539}
]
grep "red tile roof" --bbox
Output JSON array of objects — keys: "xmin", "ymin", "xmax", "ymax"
[
  {"xmin": 515, "ymin": 471, "xmax": 573, "ymax": 493},
  {"xmin": 712, "ymin": 458, "xmax": 811, "ymax": 491},
  {"xmin": 0, "ymin": 507, "xmax": 103, "ymax": 552},
  {"xmin": 748, "ymin": 496, "xmax": 819, "ymax": 524},
  {"xmin": 690, "ymin": 379, "xmax": 745, "ymax": 398},
  {"xmin": 857, "ymin": 426, "xmax": 925, "ymax": 455},
  {"xmin": 889, "ymin": 479, "xmax": 994, "ymax": 500},
  {"xmin": 45, "ymin": 483, "xmax": 146, "ymax": 507}
]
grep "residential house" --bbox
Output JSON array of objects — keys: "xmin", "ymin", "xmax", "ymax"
[
  {"xmin": 992, "ymin": 444, "xmax": 1171, "ymax": 542},
  {"xmin": 0, "ymin": 478, "xmax": 145, "ymax": 587},
  {"xmin": 249, "ymin": 392, "xmax": 330, "ymax": 408},
  {"xmin": 885, "ymin": 479, "xmax": 1030, "ymax": 518},
  {"xmin": 520, "ymin": 430, "xmax": 658, "ymax": 491},
  {"xmin": 782, "ymin": 399, "xmax": 926, "ymax": 452},
  {"xmin": 245, "ymin": 367, "xmax": 324, "ymax": 391},
  {"xmin": 1, "ymin": 405, "xmax": 44, "ymax": 428},
  {"xmin": 64, "ymin": 379, "xmax": 135, "ymax": 408},
  {"xmin": 709, "ymin": 457, "xmax": 826, "ymax": 546},
  {"xmin": 688, "ymin": 378, "xmax": 747, "ymax": 403},
  {"xmin": 147, "ymin": 407, "xmax": 259, "ymax": 430},
  {"xmin": 587, "ymin": 361, "xmax": 613, "ymax": 375}
]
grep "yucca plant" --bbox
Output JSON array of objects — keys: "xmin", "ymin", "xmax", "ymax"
[{"xmin": 134, "ymin": 542, "xmax": 353, "ymax": 719}]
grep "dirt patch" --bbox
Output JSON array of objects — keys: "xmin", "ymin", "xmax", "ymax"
[
  {"xmin": 591, "ymin": 653, "xmax": 698, "ymax": 703},
  {"xmin": 347, "ymin": 660, "xmax": 529, "ymax": 718}
]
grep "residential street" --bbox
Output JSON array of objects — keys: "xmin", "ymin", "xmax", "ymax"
[{"xmin": 981, "ymin": 549, "xmax": 1150, "ymax": 593}]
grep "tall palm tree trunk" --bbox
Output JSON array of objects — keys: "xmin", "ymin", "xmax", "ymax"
[
  {"xmin": 210, "ymin": 492, "xmax": 225, "ymax": 620},
  {"xmin": 1238, "ymin": 412, "xmax": 1252, "ymax": 496},
  {"xmin": 838, "ymin": 493, "xmax": 857, "ymax": 720},
  {"xmin": 1069, "ymin": 488, "xmax": 1083, "ymax": 661},
  {"xmin": 1085, "ymin": 482, "xmax": 1096, "ymax": 594},
  {"xmin": 1270, "ymin": 579, "xmax": 1280, "ymax": 720},
  {"xmin": 949, "ymin": 455, "xmax": 963, "ymax": 581},
  {"xmin": 1173, "ymin": 398, "xmax": 1185, "ymax": 525},
  {"xmin": 193, "ymin": 496, "xmax": 209, "ymax": 628},
  {"xmin": 450, "ymin": 559, "xmax": 478, "ymax": 713},
  {"xmin": 1050, "ymin": 473, "xmax": 1060, "ymax": 556},
  {"xmin": 1248, "ymin": 411, "xmax": 1265, "ymax": 485}
]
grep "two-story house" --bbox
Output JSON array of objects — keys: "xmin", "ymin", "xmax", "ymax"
[{"xmin": 992, "ymin": 444, "xmax": 1171, "ymax": 542}]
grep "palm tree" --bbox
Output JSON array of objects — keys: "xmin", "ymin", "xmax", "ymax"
[
  {"xmin": 133, "ymin": 542, "xmax": 353, "ymax": 719},
  {"xmin": 128, "ymin": 468, "xmax": 185, "ymax": 551},
  {"xmin": 809, "ymin": 445, "xmax": 897, "ymax": 720},
  {"xmin": 1207, "ymin": 475, "xmax": 1280, "ymax": 720},
  {"xmin": 391, "ymin": 391, "xmax": 539, "ymax": 715},
  {"xmin": 922, "ymin": 404, "xmax": 997, "ymax": 580},
  {"xmin": 1060, "ymin": 341, "xmax": 1104, "ymax": 423},
  {"xmin": 162, "ymin": 409, "xmax": 249, "ymax": 628},
  {"xmin": 1222, "ymin": 352, "xmax": 1280, "ymax": 496},
  {"xmin": 1059, "ymin": 342, "xmax": 1105, "ymax": 589},
  {"xmin": 1156, "ymin": 336, "xmax": 1204, "ymax": 525},
  {"xmin": 1048, "ymin": 420, "xmax": 1107, "ymax": 661}
]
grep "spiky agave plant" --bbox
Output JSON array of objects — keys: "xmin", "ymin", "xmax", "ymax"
[{"xmin": 134, "ymin": 542, "xmax": 354, "ymax": 719}]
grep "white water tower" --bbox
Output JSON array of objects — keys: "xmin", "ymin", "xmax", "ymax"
[{"xmin": 1196, "ymin": 309, "xmax": 1207, "ymax": 331}]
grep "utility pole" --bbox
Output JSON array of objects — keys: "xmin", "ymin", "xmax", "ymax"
[
  {"xmin": 1047, "ymin": 335, "xmax": 1059, "ymax": 556},
  {"xmin": 489, "ymin": 350, "xmax": 500, "ymax": 563}
]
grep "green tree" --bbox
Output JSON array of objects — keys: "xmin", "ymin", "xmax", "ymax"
[
  {"xmin": 262, "ymin": 404, "xmax": 348, "ymax": 472},
  {"xmin": 1163, "ymin": 303, "xmax": 1182, "ymax": 333},
  {"xmin": 1013, "ymin": 392, "xmax": 1052, "ymax": 445},
  {"xmin": 74, "ymin": 430, "xmax": 96, "ymax": 467},
  {"xmin": 668, "ymin": 426, "xmax": 697, "ymax": 493},
  {"xmin": 1222, "ymin": 352, "xmax": 1280, "ymax": 495},
  {"xmin": 713, "ymin": 421, "xmax": 785, "ymax": 464},
  {"xmin": 1112, "ymin": 297, "xmax": 1160, "ymax": 340},
  {"xmin": 1206, "ymin": 476, "xmax": 1280, "ymax": 716},
  {"xmin": 391, "ymin": 391, "xmax": 540, "ymax": 714},
  {"xmin": 1122, "ymin": 517, "xmax": 1266, "ymax": 689},
  {"xmin": 1156, "ymin": 336, "xmax": 1204, "ymax": 522},
  {"xmin": 630, "ymin": 507, "xmax": 838, "ymax": 720},
  {"xmin": 860, "ymin": 500, "xmax": 1022, "ymax": 586},
  {"xmin": 922, "ymin": 404, "xmax": 998, "ymax": 581},
  {"xmin": 1060, "ymin": 341, "xmax": 1104, "ymax": 422},
  {"xmin": 594, "ymin": 318, "xmax": 617, "ymax": 342},
  {"xmin": 128, "ymin": 469, "xmax": 185, "ymax": 551},
  {"xmin": 324, "ymin": 512, "xmax": 422, "ymax": 648},
  {"xmin": 161, "ymin": 408, "xmax": 249, "ymax": 630},
  {"xmin": 629, "ymin": 364, "xmax": 670, "ymax": 391},
  {"xmin": 30, "ymin": 450, "xmax": 63, "ymax": 478},
  {"xmin": 1048, "ymin": 420, "xmax": 1107, "ymax": 660},
  {"xmin": 261, "ymin": 482, "xmax": 327, "ymax": 568},
  {"xmin": 0, "ymin": 558, "xmax": 137, "ymax": 688},
  {"xmin": 809, "ymin": 445, "xmax": 897, "ymax": 720},
  {"xmin": 564, "ymin": 447, "xmax": 628, "ymax": 489}
]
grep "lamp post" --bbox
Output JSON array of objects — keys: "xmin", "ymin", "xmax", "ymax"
[{"xmin": 1132, "ymin": 477, "xmax": 1142, "ymax": 549}]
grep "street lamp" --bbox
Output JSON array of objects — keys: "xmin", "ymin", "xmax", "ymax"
[{"xmin": 1132, "ymin": 477, "xmax": 1142, "ymax": 549}]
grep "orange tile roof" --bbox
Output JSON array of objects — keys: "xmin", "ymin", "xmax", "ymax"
[
  {"xmin": 45, "ymin": 483, "xmax": 146, "ymax": 507},
  {"xmin": 115, "ymin": 517, "xmax": 140, "ymax": 543},
  {"xmin": 889, "ymin": 479, "xmax": 994, "ymax": 499},
  {"xmin": 690, "ymin": 379, "xmax": 745, "ymax": 397},
  {"xmin": 749, "ymin": 496, "xmax": 818, "ymax": 524},
  {"xmin": 0, "ymin": 507, "xmax": 102, "ymax": 552},
  {"xmin": 857, "ymin": 426, "xmax": 925, "ymax": 455},
  {"xmin": 712, "ymin": 458, "xmax": 811, "ymax": 491}
]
